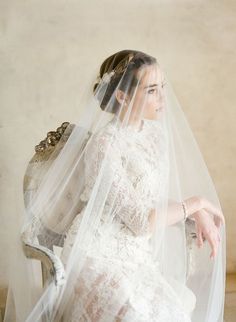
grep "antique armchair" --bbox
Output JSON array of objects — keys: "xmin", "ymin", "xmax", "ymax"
[
  {"xmin": 21, "ymin": 122, "xmax": 198, "ymax": 290},
  {"xmin": 21, "ymin": 121, "xmax": 92, "ymax": 288}
]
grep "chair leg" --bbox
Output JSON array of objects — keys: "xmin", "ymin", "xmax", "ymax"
[
  {"xmin": 41, "ymin": 264, "xmax": 65, "ymax": 322},
  {"xmin": 41, "ymin": 263, "xmax": 52, "ymax": 322}
]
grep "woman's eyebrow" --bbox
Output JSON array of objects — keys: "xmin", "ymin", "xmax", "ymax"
[
  {"xmin": 144, "ymin": 84, "xmax": 158, "ymax": 89},
  {"xmin": 144, "ymin": 81, "xmax": 166, "ymax": 89}
]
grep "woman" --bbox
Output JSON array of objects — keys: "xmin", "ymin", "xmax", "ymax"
[
  {"xmin": 4, "ymin": 50, "xmax": 226, "ymax": 322},
  {"xmin": 59, "ymin": 51, "xmax": 225, "ymax": 322}
]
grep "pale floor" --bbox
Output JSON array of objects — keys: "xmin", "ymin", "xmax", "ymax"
[
  {"xmin": 224, "ymin": 274, "xmax": 236, "ymax": 322},
  {"xmin": 0, "ymin": 275, "xmax": 235, "ymax": 321}
]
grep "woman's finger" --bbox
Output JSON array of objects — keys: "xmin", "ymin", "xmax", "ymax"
[
  {"xmin": 200, "ymin": 207, "xmax": 224, "ymax": 231},
  {"xmin": 210, "ymin": 241, "xmax": 219, "ymax": 259},
  {"xmin": 196, "ymin": 224, "xmax": 204, "ymax": 248},
  {"xmin": 217, "ymin": 215, "xmax": 225, "ymax": 227},
  {"xmin": 201, "ymin": 198, "xmax": 225, "ymax": 226},
  {"xmin": 214, "ymin": 216, "xmax": 221, "ymax": 228},
  {"xmin": 193, "ymin": 208, "xmax": 222, "ymax": 259},
  {"xmin": 207, "ymin": 233, "xmax": 219, "ymax": 259}
]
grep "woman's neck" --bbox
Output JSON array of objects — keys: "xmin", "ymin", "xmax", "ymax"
[{"xmin": 113, "ymin": 114, "xmax": 144, "ymax": 132}]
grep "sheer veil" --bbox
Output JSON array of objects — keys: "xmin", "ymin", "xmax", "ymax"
[{"xmin": 4, "ymin": 50, "xmax": 226, "ymax": 322}]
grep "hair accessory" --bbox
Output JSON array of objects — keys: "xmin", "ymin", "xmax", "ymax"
[
  {"xmin": 114, "ymin": 53, "xmax": 135, "ymax": 74},
  {"xmin": 102, "ymin": 70, "xmax": 115, "ymax": 83},
  {"xmin": 95, "ymin": 53, "xmax": 135, "ymax": 86},
  {"xmin": 95, "ymin": 70, "xmax": 115, "ymax": 85}
]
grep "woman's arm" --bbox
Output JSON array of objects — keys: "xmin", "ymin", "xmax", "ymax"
[
  {"xmin": 81, "ymin": 132, "xmax": 152, "ymax": 236},
  {"xmin": 148, "ymin": 196, "xmax": 224, "ymax": 258},
  {"xmin": 165, "ymin": 196, "xmax": 224, "ymax": 226}
]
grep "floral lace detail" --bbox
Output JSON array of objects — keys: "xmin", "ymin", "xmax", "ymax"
[
  {"xmin": 60, "ymin": 117, "xmax": 194, "ymax": 321},
  {"xmin": 79, "ymin": 117, "xmax": 168, "ymax": 237}
]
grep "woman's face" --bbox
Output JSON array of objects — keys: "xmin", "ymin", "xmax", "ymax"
[
  {"xmin": 130, "ymin": 64, "xmax": 166, "ymax": 121},
  {"xmin": 117, "ymin": 64, "xmax": 165, "ymax": 123}
]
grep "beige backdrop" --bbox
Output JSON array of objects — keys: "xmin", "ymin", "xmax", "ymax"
[{"xmin": 0, "ymin": 0, "xmax": 235, "ymax": 287}]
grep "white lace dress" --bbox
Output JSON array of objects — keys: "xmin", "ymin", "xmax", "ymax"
[{"xmin": 60, "ymin": 116, "xmax": 196, "ymax": 322}]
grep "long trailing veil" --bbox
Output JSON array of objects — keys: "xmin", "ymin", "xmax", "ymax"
[{"xmin": 4, "ymin": 50, "xmax": 226, "ymax": 322}]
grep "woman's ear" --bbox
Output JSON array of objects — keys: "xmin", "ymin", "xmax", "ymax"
[{"xmin": 115, "ymin": 89, "xmax": 129, "ymax": 106}]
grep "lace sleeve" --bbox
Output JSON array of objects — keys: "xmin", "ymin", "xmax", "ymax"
[{"xmin": 79, "ymin": 131, "xmax": 150, "ymax": 236}]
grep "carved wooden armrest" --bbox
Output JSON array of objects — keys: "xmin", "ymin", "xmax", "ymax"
[
  {"xmin": 185, "ymin": 218, "xmax": 199, "ymax": 279},
  {"xmin": 21, "ymin": 233, "xmax": 66, "ymax": 287},
  {"xmin": 185, "ymin": 217, "xmax": 197, "ymax": 240}
]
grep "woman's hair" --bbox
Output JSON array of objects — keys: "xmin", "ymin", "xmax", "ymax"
[{"xmin": 93, "ymin": 50, "xmax": 157, "ymax": 114}]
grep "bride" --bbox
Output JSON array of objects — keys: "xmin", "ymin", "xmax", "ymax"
[{"xmin": 4, "ymin": 50, "xmax": 226, "ymax": 322}]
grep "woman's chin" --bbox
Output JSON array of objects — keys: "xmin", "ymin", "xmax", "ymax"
[
  {"xmin": 144, "ymin": 114, "xmax": 164, "ymax": 121},
  {"xmin": 144, "ymin": 115, "xmax": 157, "ymax": 121}
]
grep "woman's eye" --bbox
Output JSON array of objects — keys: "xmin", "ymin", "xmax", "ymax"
[{"xmin": 148, "ymin": 89, "xmax": 156, "ymax": 94}]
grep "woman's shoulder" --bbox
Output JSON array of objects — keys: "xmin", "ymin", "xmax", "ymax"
[
  {"xmin": 86, "ymin": 121, "xmax": 121, "ymax": 156},
  {"xmin": 92, "ymin": 119, "xmax": 121, "ymax": 144},
  {"xmin": 90, "ymin": 117, "xmax": 164, "ymax": 148}
]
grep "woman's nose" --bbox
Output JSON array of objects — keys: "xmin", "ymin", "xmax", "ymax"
[
  {"xmin": 156, "ymin": 89, "xmax": 163, "ymax": 104},
  {"xmin": 158, "ymin": 88, "xmax": 166, "ymax": 104}
]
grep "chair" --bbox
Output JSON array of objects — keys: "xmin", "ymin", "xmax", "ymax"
[
  {"xmin": 22, "ymin": 122, "xmax": 92, "ymax": 289},
  {"xmin": 21, "ymin": 121, "xmax": 198, "ymax": 290}
]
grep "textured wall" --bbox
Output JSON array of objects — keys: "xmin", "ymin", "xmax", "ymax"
[{"xmin": 0, "ymin": 0, "xmax": 235, "ymax": 286}]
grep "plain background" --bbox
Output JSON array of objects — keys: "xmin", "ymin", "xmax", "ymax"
[{"xmin": 0, "ymin": 0, "xmax": 235, "ymax": 288}]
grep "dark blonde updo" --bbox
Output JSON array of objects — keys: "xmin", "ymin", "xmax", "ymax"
[{"xmin": 93, "ymin": 50, "xmax": 157, "ymax": 114}]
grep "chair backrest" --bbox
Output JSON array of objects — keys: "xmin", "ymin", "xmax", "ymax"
[{"xmin": 23, "ymin": 122, "xmax": 92, "ymax": 249}]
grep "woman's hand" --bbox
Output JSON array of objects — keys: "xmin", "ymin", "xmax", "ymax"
[
  {"xmin": 166, "ymin": 196, "xmax": 224, "ymax": 258},
  {"xmin": 192, "ymin": 209, "xmax": 221, "ymax": 259},
  {"xmin": 150, "ymin": 196, "xmax": 225, "ymax": 258},
  {"xmin": 184, "ymin": 196, "xmax": 225, "ymax": 259},
  {"xmin": 185, "ymin": 196, "xmax": 225, "ymax": 226},
  {"xmin": 166, "ymin": 196, "xmax": 225, "ymax": 227}
]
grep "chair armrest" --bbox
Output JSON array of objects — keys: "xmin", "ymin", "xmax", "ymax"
[
  {"xmin": 21, "ymin": 235, "xmax": 66, "ymax": 287},
  {"xmin": 185, "ymin": 218, "xmax": 197, "ymax": 240},
  {"xmin": 185, "ymin": 218, "xmax": 198, "ymax": 279}
]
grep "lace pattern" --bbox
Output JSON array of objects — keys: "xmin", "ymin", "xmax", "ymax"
[
  {"xmin": 79, "ymin": 118, "xmax": 168, "ymax": 236},
  {"xmin": 60, "ymin": 118, "xmax": 194, "ymax": 321}
]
